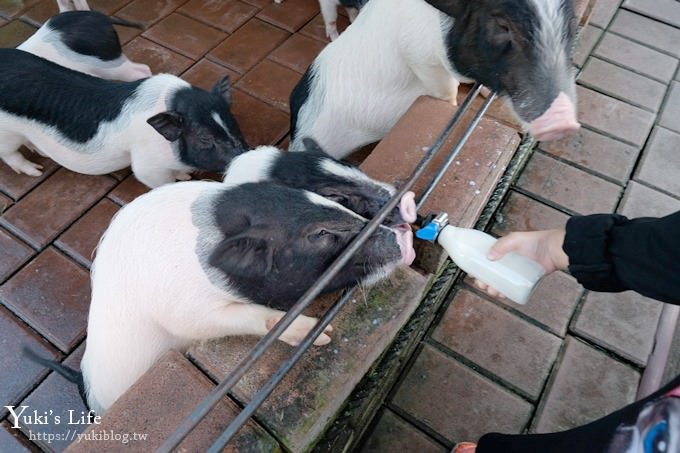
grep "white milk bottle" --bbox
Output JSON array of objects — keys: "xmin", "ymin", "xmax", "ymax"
[{"xmin": 416, "ymin": 213, "xmax": 545, "ymax": 305}]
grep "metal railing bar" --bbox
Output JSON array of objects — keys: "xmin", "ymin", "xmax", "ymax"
[
  {"xmin": 207, "ymin": 288, "xmax": 355, "ymax": 452},
  {"xmin": 416, "ymin": 91, "xmax": 497, "ymax": 211},
  {"xmin": 159, "ymin": 83, "xmax": 486, "ymax": 452}
]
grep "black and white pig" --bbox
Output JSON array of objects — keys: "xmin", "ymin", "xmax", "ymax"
[
  {"xmin": 18, "ymin": 11, "xmax": 151, "ymax": 82},
  {"xmin": 223, "ymin": 138, "xmax": 417, "ymax": 227},
  {"xmin": 289, "ymin": 0, "xmax": 580, "ymax": 159},
  {"xmin": 0, "ymin": 48, "xmax": 248, "ymax": 188},
  {"xmin": 274, "ymin": 0, "xmax": 369, "ymax": 40},
  {"xmin": 28, "ymin": 180, "xmax": 415, "ymax": 413}
]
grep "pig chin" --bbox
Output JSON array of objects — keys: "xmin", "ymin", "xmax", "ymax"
[{"xmin": 527, "ymin": 92, "xmax": 580, "ymax": 142}]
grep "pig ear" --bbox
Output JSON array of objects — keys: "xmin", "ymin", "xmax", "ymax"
[
  {"xmin": 424, "ymin": 0, "xmax": 466, "ymax": 17},
  {"xmin": 212, "ymin": 75, "xmax": 233, "ymax": 105},
  {"xmin": 208, "ymin": 234, "xmax": 274, "ymax": 278},
  {"xmin": 147, "ymin": 112, "xmax": 184, "ymax": 142},
  {"xmin": 302, "ymin": 137, "xmax": 329, "ymax": 156}
]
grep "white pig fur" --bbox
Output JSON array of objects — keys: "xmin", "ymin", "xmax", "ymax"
[{"xmin": 290, "ymin": 0, "xmax": 460, "ymax": 158}]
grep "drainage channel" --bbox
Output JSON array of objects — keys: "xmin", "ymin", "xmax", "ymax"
[{"xmin": 159, "ymin": 83, "xmax": 496, "ymax": 452}]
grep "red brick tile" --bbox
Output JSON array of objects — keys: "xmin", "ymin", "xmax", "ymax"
[
  {"xmin": 235, "ymin": 59, "xmax": 300, "ymax": 110},
  {"xmin": 533, "ymin": 337, "xmax": 639, "ymax": 433},
  {"xmin": 189, "ymin": 267, "xmax": 429, "ymax": 451},
  {"xmin": 143, "ymin": 13, "xmax": 227, "ymax": 60},
  {"xmin": 576, "ymin": 85, "xmax": 655, "ymax": 147},
  {"xmin": 0, "ymin": 0, "xmax": 41, "ymax": 20},
  {"xmin": 491, "ymin": 191, "xmax": 570, "ymax": 237},
  {"xmin": 107, "ymin": 174, "xmax": 149, "ymax": 205},
  {"xmin": 636, "ymin": 126, "xmax": 680, "ymax": 197},
  {"xmin": 299, "ymin": 12, "xmax": 349, "ymax": 43},
  {"xmin": 116, "ymin": 0, "xmax": 188, "ymax": 27},
  {"xmin": 257, "ymin": 0, "xmax": 319, "ymax": 32},
  {"xmin": 659, "ymin": 81, "xmax": 680, "ymax": 133},
  {"xmin": 66, "ymin": 351, "xmax": 279, "ymax": 452},
  {"xmin": 624, "ymin": 0, "xmax": 680, "ymax": 29},
  {"xmin": 241, "ymin": 0, "xmax": 270, "ymax": 7},
  {"xmin": 579, "ymin": 58, "xmax": 666, "ymax": 111},
  {"xmin": 573, "ymin": 290, "xmax": 663, "ymax": 366},
  {"xmin": 517, "ymin": 152, "xmax": 622, "ymax": 215},
  {"xmin": 0, "ymin": 304, "xmax": 59, "ymax": 419},
  {"xmin": 609, "ymin": 10, "xmax": 680, "ymax": 58},
  {"xmin": 0, "ymin": 422, "xmax": 33, "ymax": 453},
  {"xmin": 392, "ymin": 344, "xmax": 532, "ymax": 443},
  {"xmin": 20, "ymin": 0, "xmax": 58, "ymax": 27},
  {"xmin": 268, "ymin": 33, "xmax": 325, "ymax": 73},
  {"xmin": 17, "ymin": 344, "xmax": 87, "ymax": 452},
  {"xmin": 618, "ymin": 181, "xmax": 680, "ymax": 218},
  {"xmin": 178, "ymin": 0, "xmax": 258, "ymax": 33},
  {"xmin": 122, "ymin": 36, "xmax": 194, "ymax": 75},
  {"xmin": 0, "ymin": 248, "xmax": 90, "ymax": 352},
  {"xmin": 594, "ymin": 32, "xmax": 678, "ymax": 83},
  {"xmin": 360, "ymin": 409, "xmax": 446, "ymax": 453},
  {"xmin": 0, "ymin": 19, "xmax": 36, "ymax": 48},
  {"xmin": 0, "ymin": 228, "xmax": 33, "ymax": 284},
  {"xmin": 573, "ymin": 25, "xmax": 602, "ymax": 68},
  {"xmin": 182, "ymin": 59, "xmax": 241, "ymax": 91},
  {"xmin": 540, "ymin": 127, "xmax": 639, "ymax": 184},
  {"xmin": 0, "ymin": 193, "xmax": 11, "ymax": 213},
  {"xmin": 113, "ymin": 22, "xmax": 142, "ymax": 46},
  {"xmin": 55, "ymin": 199, "xmax": 120, "ymax": 268},
  {"xmin": 432, "ymin": 289, "xmax": 561, "ymax": 399},
  {"xmin": 109, "ymin": 168, "xmax": 131, "ymax": 181},
  {"xmin": 0, "ymin": 169, "xmax": 116, "ymax": 249},
  {"xmin": 208, "ymin": 18, "xmax": 289, "ymax": 74},
  {"xmin": 88, "ymin": 0, "xmax": 133, "ymax": 12},
  {"xmin": 231, "ymin": 88, "xmax": 289, "ymax": 146},
  {"xmin": 0, "ymin": 149, "xmax": 60, "ymax": 201}
]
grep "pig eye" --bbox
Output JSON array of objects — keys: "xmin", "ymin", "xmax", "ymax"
[
  {"xmin": 489, "ymin": 16, "xmax": 512, "ymax": 48},
  {"xmin": 309, "ymin": 229, "xmax": 336, "ymax": 243}
]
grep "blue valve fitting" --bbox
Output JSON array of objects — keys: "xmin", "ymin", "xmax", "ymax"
[{"xmin": 415, "ymin": 212, "xmax": 449, "ymax": 242}]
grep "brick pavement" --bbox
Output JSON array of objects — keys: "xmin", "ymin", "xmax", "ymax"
[{"xmin": 0, "ymin": 0, "xmax": 678, "ymax": 452}]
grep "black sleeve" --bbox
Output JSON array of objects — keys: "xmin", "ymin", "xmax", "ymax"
[{"xmin": 563, "ymin": 211, "xmax": 680, "ymax": 304}]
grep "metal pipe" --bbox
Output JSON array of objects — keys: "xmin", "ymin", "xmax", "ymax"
[{"xmin": 159, "ymin": 83, "xmax": 487, "ymax": 452}]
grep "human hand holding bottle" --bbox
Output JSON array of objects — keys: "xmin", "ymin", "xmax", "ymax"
[{"xmin": 474, "ymin": 229, "xmax": 570, "ymax": 299}]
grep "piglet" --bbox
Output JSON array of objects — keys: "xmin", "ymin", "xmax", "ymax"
[
  {"xmin": 25, "ymin": 180, "xmax": 415, "ymax": 413},
  {"xmin": 275, "ymin": 0, "xmax": 368, "ymax": 40},
  {"xmin": 290, "ymin": 0, "xmax": 580, "ymax": 159},
  {"xmin": 224, "ymin": 137, "xmax": 417, "ymax": 228},
  {"xmin": 0, "ymin": 48, "xmax": 248, "ymax": 188},
  {"xmin": 18, "ymin": 11, "xmax": 151, "ymax": 82}
]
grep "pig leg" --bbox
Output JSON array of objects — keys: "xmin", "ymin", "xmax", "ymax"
[
  {"xmin": 130, "ymin": 152, "xmax": 177, "ymax": 188},
  {"xmin": 319, "ymin": 0, "xmax": 340, "ymax": 41},
  {"xmin": 2, "ymin": 150, "xmax": 44, "ymax": 176},
  {"xmin": 174, "ymin": 170, "xmax": 192, "ymax": 181},
  {"xmin": 346, "ymin": 7, "xmax": 359, "ymax": 22},
  {"xmin": 162, "ymin": 302, "xmax": 333, "ymax": 346},
  {"xmin": 102, "ymin": 59, "xmax": 152, "ymax": 82},
  {"xmin": 410, "ymin": 65, "xmax": 460, "ymax": 106},
  {"xmin": 0, "ymin": 136, "xmax": 43, "ymax": 176}
]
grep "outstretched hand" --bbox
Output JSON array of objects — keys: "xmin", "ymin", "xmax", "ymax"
[{"xmin": 474, "ymin": 229, "xmax": 569, "ymax": 299}]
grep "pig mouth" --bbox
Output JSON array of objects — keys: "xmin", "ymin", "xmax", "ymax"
[
  {"xmin": 528, "ymin": 92, "xmax": 580, "ymax": 142},
  {"xmin": 394, "ymin": 224, "xmax": 416, "ymax": 266}
]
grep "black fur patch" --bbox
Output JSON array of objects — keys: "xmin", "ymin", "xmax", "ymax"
[
  {"xmin": 0, "ymin": 48, "xmax": 142, "ymax": 143},
  {"xmin": 339, "ymin": 0, "xmax": 369, "ymax": 8},
  {"xmin": 48, "ymin": 11, "xmax": 123, "ymax": 61},
  {"xmin": 206, "ymin": 183, "xmax": 400, "ymax": 311},
  {"xmin": 289, "ymin": 65, "xmax": 314, "ymax": 144}
]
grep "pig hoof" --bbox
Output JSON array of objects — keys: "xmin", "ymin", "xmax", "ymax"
[
  {"xmin": 326, "ymin": 26, "xmax": 340, "ymax": 41},
  {"xmin": 9, "ymin": 160, "xmax": 43, "ymax": 177},
  {"xmin": 268, "ymin": 315, "xmax": 333, "ymax": 346},
  {"xmin": 175, "ymin": 171, "xmax": 192, "ymax": 181}
]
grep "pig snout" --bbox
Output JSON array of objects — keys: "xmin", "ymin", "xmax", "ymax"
[
  {"xmin": 528, "ymin": 92, "xmax": 580, "ymax": 142},
  {"xmin": 394, "ymin": 224, "xmax": 416, "ymax": 266}
]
